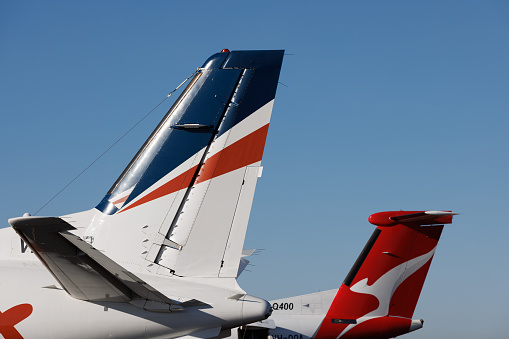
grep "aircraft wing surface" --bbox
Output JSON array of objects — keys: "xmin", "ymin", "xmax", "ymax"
[{"xmin": 9, "ymin": 216, "xmax": 175, "ymax": 305}]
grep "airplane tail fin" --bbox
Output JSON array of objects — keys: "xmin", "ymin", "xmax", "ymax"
[
  {"xmin": 55, "ymin": 50, "xmax": 284, "ymax": 278},
  {"xmin": 315, "ymin": 211, "xmax": 456, "ymax": 339}
]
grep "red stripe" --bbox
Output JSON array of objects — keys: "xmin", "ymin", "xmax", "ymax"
[{"xmin": 120, "ymin": 124, "xmax": 269, "ymax": 213}]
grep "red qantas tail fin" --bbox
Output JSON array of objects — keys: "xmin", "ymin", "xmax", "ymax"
[{"xmin": 315, "ymin": 211, "xmax": 456, "ymax": 339}]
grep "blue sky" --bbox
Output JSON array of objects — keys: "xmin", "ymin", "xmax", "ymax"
[{"xmin": 1, "ymin": 1, "xmax": 508, "ymax": 338}]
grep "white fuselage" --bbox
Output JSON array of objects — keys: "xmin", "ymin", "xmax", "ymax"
[
  {"xmin": 0, "ymin": 227, "xmax": 270, "ymax": 339},
  {"xmin": 226, "ymin": 290, "xmax": 338, "ymax": 339}
]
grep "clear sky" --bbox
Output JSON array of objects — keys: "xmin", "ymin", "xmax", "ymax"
[{"xmin": 1, "ymin": 1, "xmax": 508, "ymax": 338}]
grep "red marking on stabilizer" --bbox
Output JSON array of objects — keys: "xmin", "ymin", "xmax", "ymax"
[
  {"xmin": 353, "ymin": 224, "xmax": 440, "ymax": 286},
  {"xmin": 315, "ymin": 223, "xmax": 443, "ymax": 339},
  {"xmin": 389, "ymin": 258, "xmax": 433, "ymax": 318},
  {"xmin": 0, "ymin": 304, "xmax": 33, "ymax": 339},
  {"xmin": 368, "ymin": 211, "xmax": 423, "ymax": 226},
  {"xmin": 315, "ymin": 286, "xmax": 379, "ymax": 339},
  {"xmin": 120, "ymin": 124, "xmax": 269, "ymax": 213},
  {"xmin": 369, "ymin": 211, "xmax": 453, "ymax": 227}
]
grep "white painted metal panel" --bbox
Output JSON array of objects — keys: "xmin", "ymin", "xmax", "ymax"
[
  {"xmin": 83, "ymin": 191, "xmax": 181, "ymax": 273},
  {"xmin": 219, "ymin": 166, "xmax": 261, "ymax": 277},
  {"xmin": 161, "ymin": 168, "xmax": 247, "ymax": 277}
]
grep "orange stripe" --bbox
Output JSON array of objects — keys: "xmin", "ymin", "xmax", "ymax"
[
  {"xmin": 111, "ymin": 195, "xmax": 129, "ymax": 205},
  {"xmin": 196, "ymin": 124, "xmax": 269, "ymax": 184},
  {"xmin": 120, "ymin": 165, "xmax": 197, "ymax": 213},
  {"xmin": 120, "ymin": 124, "xmax": 269, "ymax": 213}
]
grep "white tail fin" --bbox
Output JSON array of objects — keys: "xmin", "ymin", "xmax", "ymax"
[{"xmin": 62, "ymin": 50, "xmax": 284, "ymax": 278}]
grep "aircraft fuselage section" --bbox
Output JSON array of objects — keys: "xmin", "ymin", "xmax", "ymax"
[{"xmin": 0, "ymin": 262, "xmax": 266, "ymax": 339}]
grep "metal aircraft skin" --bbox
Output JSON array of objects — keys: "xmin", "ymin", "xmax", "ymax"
[
  {"xmin": 236, "ymin": 211, "xmax": 456, "ymax": 339},
  {"xmin": 0, "ymin": 50, "xmax": 284, "ymax": 339}
]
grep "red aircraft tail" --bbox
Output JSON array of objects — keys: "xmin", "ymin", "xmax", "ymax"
[{"xmin": 315, "ymin": 211, "xmax": 456, "ymax": 339}]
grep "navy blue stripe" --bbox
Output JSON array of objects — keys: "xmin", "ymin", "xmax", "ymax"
[
  {"xmin": 343, "ymin": 228, "xmax": 381, "ymax": 287},
  {"xmin": 217, "ymin": 50, "xmax": 284, "ymax": 138},
  {"xmin": 96, "ymin": 195, "xmax": 118, "ymax": 215},
  {"xmin": 121, "ymin": 69, "xmax": 242, "ymax": 207}
]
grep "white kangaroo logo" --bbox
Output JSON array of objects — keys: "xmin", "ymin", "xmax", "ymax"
[{"xmin": 337, "ymin": 247, "xmax": 436, "ymax": 338}]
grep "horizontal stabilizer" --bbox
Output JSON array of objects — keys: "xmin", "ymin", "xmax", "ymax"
[
  {"xmin": 246, "ymin": 319, "xmax": 276, "ymax": 329},
  {"xmin": 176, "ymin": 327, "xmax": 222, "ymax": 339},
  {"xmin": 368, "ymin": 210, "xmax": 457, "ymax": 227},
  {"xmin": 9, "ymin": 216, "xmax": 174, "ymax": 305}
]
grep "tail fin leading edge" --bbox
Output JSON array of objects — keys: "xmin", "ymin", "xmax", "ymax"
[{"xmin": 315, "ymin": 211, "xmax": 456, "ymax": 339}]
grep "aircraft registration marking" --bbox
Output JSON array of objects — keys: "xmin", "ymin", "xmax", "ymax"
[
  {"xmin": 272, "ymin": 335, "xmax": 303, "ymax": 339},
  {"xmin": 20, "ymin": 240, "xmax": 29, "ymax": 254},
  {"xmin": 271, "ymin": 302, "xmax": 294, "ymax": 311}
]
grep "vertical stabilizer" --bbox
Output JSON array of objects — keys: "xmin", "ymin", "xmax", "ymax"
[
  {"xmin": 315, "ymin": 211, "xmax": 455, "ymax": 339},
  {"xmin": 70, "ymin": 50, "xmax": 284, "ymax": 278}
]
